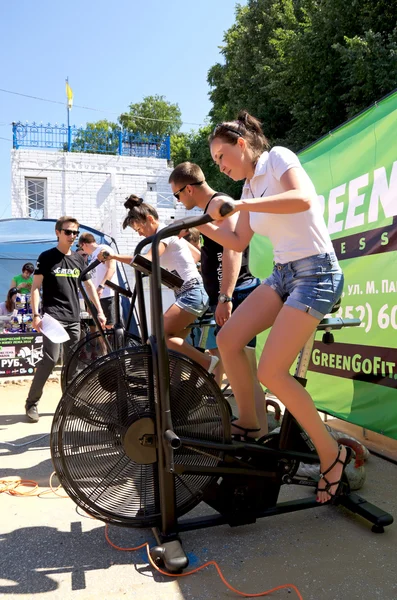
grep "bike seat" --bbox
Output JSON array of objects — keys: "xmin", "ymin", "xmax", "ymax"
[
  {"xmin": 193, "ymin": 310, "xmax": 215, "ymax": 327},
  {"xmin": 329, "ymin": 296, "xmax": 341, "ymax": 313}
]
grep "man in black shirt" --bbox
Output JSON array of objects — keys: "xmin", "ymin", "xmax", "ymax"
[
  {"xmin": 169, "ymin": 163, "xmax": 267, "ymax": 436},
  {"xmin": 25, "ymin": 216, "xmax": 106, "ymax": 422}
]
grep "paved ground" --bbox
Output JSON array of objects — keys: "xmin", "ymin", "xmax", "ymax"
[{"xmin": 1, "ymin": 378, "xmax": 396, "ymax": 600}]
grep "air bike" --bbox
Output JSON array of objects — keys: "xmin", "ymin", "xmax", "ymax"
[{"xmin": 50, "ymin": 207, "xmax": 393, "ymax": 574}]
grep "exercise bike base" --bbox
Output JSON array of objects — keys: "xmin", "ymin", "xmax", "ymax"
[
  {"xmin": 173, "ymin": 493, "xmax": 393, "ymax": 533},
  {"xmin": 148, "ymin": 493, "xmax": 392, "ymax": 573},
  {"xmin": 337, "ymin": 491, "xmax": 394, "ymax": 530},
  {"xmin": 150, "ymin": 532, "xmax": 189, "ymax": 573},
  {"xmin": 149, "ymin": 542, "xmax": 189, "ymax": 573}
]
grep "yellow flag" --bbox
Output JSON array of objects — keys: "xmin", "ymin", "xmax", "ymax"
[{"xmin": 66, "ymin": 81, "xmax": 73, "ymax": 109}]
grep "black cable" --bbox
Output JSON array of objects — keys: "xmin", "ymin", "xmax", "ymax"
[{"xmin": 0, "ymin": 88, "xmax": 204, "ymax": 126}]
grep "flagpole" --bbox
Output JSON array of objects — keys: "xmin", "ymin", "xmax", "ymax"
[
  {"xmin": 66, "ymin": 77, "xmax": 73, "ymax": 151},
  {"xmin": 66, "ymin": 76, "xmax": 70, "ymax": 130}
]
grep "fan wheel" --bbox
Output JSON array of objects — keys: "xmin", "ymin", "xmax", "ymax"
[
  {"xmin": 61, "ymin": 329, "xmax": 140, "ymax": 392},
  {"xmin": 51, "ymin": 345, "xmax": 231, "ymax": 527}
]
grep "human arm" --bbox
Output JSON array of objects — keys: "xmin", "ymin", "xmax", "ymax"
[
  {"xmin": 210, "ymin": 168, "xmax": 312, "ymax": 220},
  {"xmin": 97, "ymin": 257, "xmax": 116, "ymax": 298},
  {"xmin": 198, "ymin": 210, "xmax": 253, "ymax": 252},
  {"xmin": 178, "ymin": 230, "xmax": 201, "ymax": 264},
  {"xmin": 98, "ymin": 243, "xmax": 167, "ymax": 266},
  {"xmin": 200, "ymin": 167, "xmax": 313, "ymax": 251},
  {"xmin": 214, "ymin": 214, "xmax": 242, "ymax": 326},
  {"xmin": 185, "ymin": 239, "xmax": 201, "ymax": 264},
  {"xmin": 83, "ymin": 279, "xmax": 107, "ymax": 328},
  {"xmin": 30, "ymin": 274, "xmax": 44, "ymax": 332},
  {"xmin": 140, "ymin": 242, "xmax": 166, "ymax": 262},
  {"xmin": 97, "ymin": 249, "xmax": 132, "ymax": 265}
]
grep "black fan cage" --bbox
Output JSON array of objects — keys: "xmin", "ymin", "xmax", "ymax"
[
  {"xmin": 61, "ymin": 329, "xmax": 141, "ymax": 392},
  {"xmin": 51, "ymin": 345, "xmax": 231, "ymax": 527}
]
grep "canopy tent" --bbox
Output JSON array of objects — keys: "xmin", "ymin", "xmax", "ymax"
[{"xmin": 0, "ymin": 218, "xmax": 137, "ymax": 332}]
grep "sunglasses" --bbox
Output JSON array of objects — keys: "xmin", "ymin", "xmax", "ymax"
[
  {"xmin": 173, "ymin": 181, "xmax": 204, "ymax": 199},
  {"xmin": 61, "ymin": 229, "xmax": 80, "ymax": 236}
]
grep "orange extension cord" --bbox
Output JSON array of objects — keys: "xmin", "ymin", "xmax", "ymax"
[{"xmin": 1, "ymin": 472, "xmax": 304, "ymax": 599}]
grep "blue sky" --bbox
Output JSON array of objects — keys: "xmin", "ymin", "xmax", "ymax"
[{"xmin": 0, "ymin": 0, "xmax": 243, "ymax": 219}]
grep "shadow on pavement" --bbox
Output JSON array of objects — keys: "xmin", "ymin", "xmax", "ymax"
[{"xmin": 0, "ymin": 522, "xmax": 167, "ymax": 595}]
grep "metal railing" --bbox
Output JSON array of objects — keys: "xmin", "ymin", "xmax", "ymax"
[{"xmin": 12, "ymin": 122, "xmax": 171, "ymax": 159}]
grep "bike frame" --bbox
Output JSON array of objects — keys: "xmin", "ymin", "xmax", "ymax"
[{"xmin": 131, "ymin": 213, "xmax": 393, "ymax": 557}]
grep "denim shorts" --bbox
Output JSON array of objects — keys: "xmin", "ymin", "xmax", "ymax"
[
  {"xmin": 263, "ymin": 252, "xmax": 344, "ymax": 320},
  {"xmin": 175, "ymin": 283, "xmax": 209, "ymax": 317}
]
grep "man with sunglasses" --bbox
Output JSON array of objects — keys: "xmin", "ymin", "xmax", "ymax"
[{"xmin": 25, "ymin": 216, "xmax": 106, "ymax": 422}]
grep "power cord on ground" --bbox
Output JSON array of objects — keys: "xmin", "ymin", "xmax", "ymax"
[{"xmin": 0, "ymin": 471, "xmax": 304, "ymax": 599}]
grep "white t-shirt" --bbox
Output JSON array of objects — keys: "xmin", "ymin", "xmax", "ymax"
[
  {"xmin": 157, "ymin": 223, "xmax": 201, "ymax": 284},
  {"xmin": 0, "ymin": 302, "xmax": 16, "ymax": 317},
  {"xmin": 244, "ymin": 147, "xmax": 334, "ymax": 264},
  {"xmin": 91, "ymin": 245, "xmax": 119, "ymax": 298}
]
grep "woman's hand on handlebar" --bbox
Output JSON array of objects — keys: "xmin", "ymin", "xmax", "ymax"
[
  {"xmin": 178, "ymin": 228, "xmax": 190, "ymax": 239},
  {"xmin": 207, "ymin": 196, "xmax": 238, "ymax": 221},
  {"xmin": 98, "ymin": 249, "xmax": 114, "ymax": 262}
]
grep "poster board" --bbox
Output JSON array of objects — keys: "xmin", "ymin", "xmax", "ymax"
[{"xmin": 0, "ymin": 332, "xmax": 43, "ymax": 378}]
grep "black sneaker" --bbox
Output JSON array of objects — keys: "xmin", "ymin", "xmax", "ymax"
[{"xmin": 25, "ymin": 403, "xmax": 39, "ymax": 422}]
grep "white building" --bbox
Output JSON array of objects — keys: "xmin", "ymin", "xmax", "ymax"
[
  {"xmin": 10, "ymin": 134, "xmax": 201, "ymax": 319},
  {"xmin": 11, "ymin": 148, "xmax": 199, "ymax": 260}
]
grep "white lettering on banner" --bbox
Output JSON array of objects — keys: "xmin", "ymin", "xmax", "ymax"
[
  {"xmin": 312, "ymin": 349, "xmax": 395, "ymax": 377},
  {"xmin": 323, "ymin": 160, "xmax": 397, "ymax": 233},
  {"xmin": 348, "ymin": 284, "xmax": 362, "ymax": 295},
  {"xmin": 1, "ymin": 358, "xmax": 20, "ymax": 367},
  {"xmin": 345, "ymin": 174, "xmax": 368, "ymax": 229},
  {"xmin": 368, "ymin": 164, "xmax": 397, "ymax": 223},
  {"xmin": 0, "ymin": 347, "xmax": 16, "ymax": 359},
  {"xmin": 347, "ymin": 281, "xmax": 396, "ymax": 295},
  {"xmin": 336, "ymin": 302, "xmax": 397, "ymax": 333},
  {"xmin": 328, "ymin": 183, "xmax": 346, "ymax": 234},
  {"xmin": 382, "ymin": 280, "xmax": 397, "ymax": 294}
]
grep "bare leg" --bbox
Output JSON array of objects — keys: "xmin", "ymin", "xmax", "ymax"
[
  {"xmin": 216, "ymin": 285, "xmax": 283, "ymax": 433},
  {"xmin": 258, "ymin": 305, "xmax": 346, "ymax": 504},
  {"xmin": 164, "ymin": 303, "xmax": 213, "ymax": 370},
  {"xmin": 208, "ymin": 348, "xmax": 223, "ymax": 386},
  {"xmin": 245, "ymin": 347, "xmax": 268, "ymax": 437}
]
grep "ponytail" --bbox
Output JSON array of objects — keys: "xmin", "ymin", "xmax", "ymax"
[
  {"xmin": 209, "ymin": 110, "xmax": 270, "ymax": 159},
  {"xmin": 122, "ymin": 194, "xmax": 158, "ymax": 230}
]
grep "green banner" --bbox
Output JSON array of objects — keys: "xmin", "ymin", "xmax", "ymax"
[{"xmin": 250, "ymin": 90, "xmax": 397, "ymax": 439}]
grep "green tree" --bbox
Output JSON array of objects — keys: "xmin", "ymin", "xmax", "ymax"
[
  {"xmin": 119, "ymin": 94, "xmax": 182, "ymax": 136},
  {"xmin": 273, "ymin": 0, "xmax": 397, "ymax": 148},
  {"xmin": 70, "ymin": 119, "xmax": 120, "ymax": 154},
  {"xmin": 170, "ymin": 132, "xmax": 191, "ymax": 166},
  {"xmin": 208, "ymin": 0, "xmax": 299, "ymax": 143},
  {"xmin": 207, "ymin": 0, "xmax": 397, "ymax": 151},
  {"xmin": 334, "ymin": 29, "xmax": 397, "ymax": 119},
  {"xmin": 67, "ymin": 95, "xmax": 183, "ymax": 156}
]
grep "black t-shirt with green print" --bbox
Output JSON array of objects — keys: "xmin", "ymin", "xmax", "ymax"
[{"xmin": 34, "ymin": 247, "xmax": 90, "ymax": 322}]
